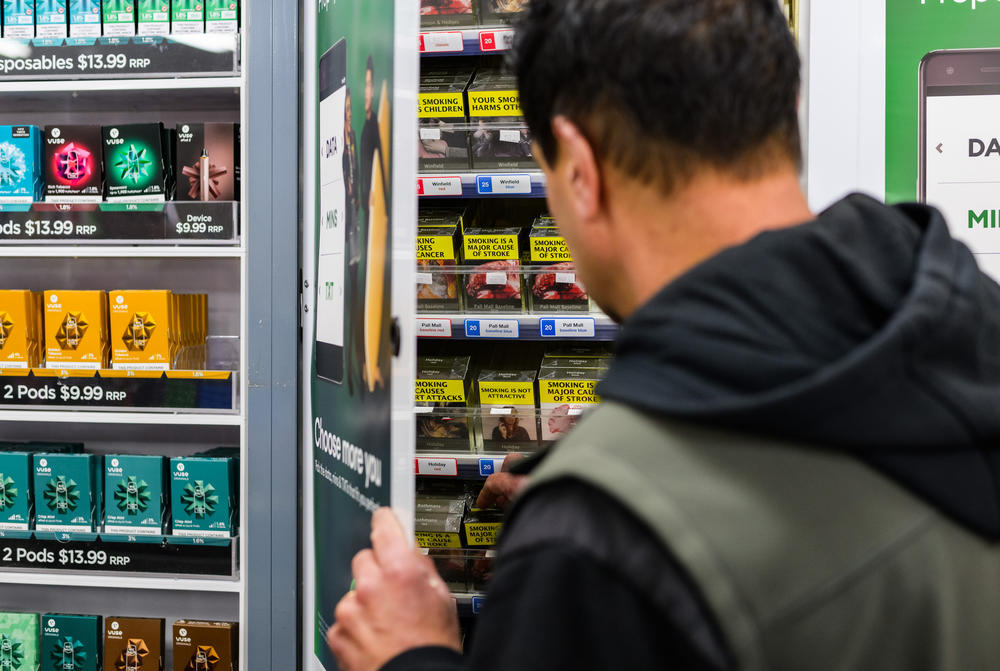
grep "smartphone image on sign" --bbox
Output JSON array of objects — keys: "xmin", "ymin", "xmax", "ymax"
[
  {"xmin": 920, "ymin": 49, "xmax": 1000, "ymax": 255},
  {"xmin": 316, "ymin": 39, "xmax": 348, "ymax": 384}
]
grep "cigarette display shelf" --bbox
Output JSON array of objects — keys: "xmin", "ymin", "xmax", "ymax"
[
  {"xmin": 0, "ymin": 201, "xmax": 239, "ymax": 249},
  {"xmin": 419, "ymin": 26, "xmax": 514, "ymax": 56},
  {"xmin": 455, "ymin": 591, "xmax": 487, "ymax": 618},
  {"xmin": 0, "ymin": 531, "xmax": 238, "ymax": 581},
  {"xmin": 415, "ymin": 452, "xmax": 519, "ymax": 479},
  {"xmin": 0, "ymin": 34, "xmax": 240, "ymax": 82},
  {"xmin": 417, "ymin": 313, "xmax": 618, "ymax": 340},
  {"xmin": 418, "ymin": 170, "xmax": 546, "ymax": 199}
]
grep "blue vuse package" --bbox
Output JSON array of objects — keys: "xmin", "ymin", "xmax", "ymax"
[
  {"xmin": 2, "ymin": 0, "xmax": 36, "ymax": 38},
  {"xmin": 69, "ymin": 0, "xmax": 101, "ymax": 37},
  {"xmin": 0, "ymin": 126, "xmax": 44, "ymax": 204},
  {"xmin": 36, "ymin": 0, "xmax": 68, "ymax": 38}
]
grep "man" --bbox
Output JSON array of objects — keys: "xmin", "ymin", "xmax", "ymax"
[
  {"xmin": 328, "ymin": 1, "xmax": 1000, "ymax": 669},
  {"xmin": 360, "ymin": 56, "xmax": 382, "ymax": 225}
]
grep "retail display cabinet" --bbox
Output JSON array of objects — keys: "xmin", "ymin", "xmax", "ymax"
[{"xmin": 0, "ymin": 1, "xmax": 298, "ymax": 669}]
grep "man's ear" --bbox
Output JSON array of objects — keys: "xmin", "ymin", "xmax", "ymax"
[{"xmin": 551, "ymin": 116, "xmax": 603, "ymax": 224}]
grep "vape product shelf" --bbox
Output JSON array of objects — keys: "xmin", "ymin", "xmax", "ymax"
[
  {"xmin": 419, "ymin": 27, "xmax": 514, "ymax": 56},
  {"xmin": 0, "ymin": 572, "xmax": 241, "ymax": 592},
  {"xmin": 416, "ymin": 313, "xmax": 618, "ymax": 340},
  {"xmin": 0, "ymin": 201, "xmax": 239, "ymax": 245},
  {"xmin": 0, "ymin": 35, "xmax": 240, "ymax": 81},
  {"xmin": 418, "ymin": 171, "xmax": 546, "ymax": 198},
  {"xmin": 0, "ymin": 369, "xmax": 238, "ymax": 412},
  {"xmin": 0, "ymin": 409, "xmax": 241, "ymax": 425},
  {"xmin": 0, "ymin": 532, "xmax": 237, "ymax": 578}
]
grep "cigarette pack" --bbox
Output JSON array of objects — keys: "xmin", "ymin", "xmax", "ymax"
[
  {"xmin": 467, "ymin": 70, "xmax": 534, "ymax": 170},
  {"xmin": 418, "ymin": 69, "xmax": 473, "ymax": 172},
  {"xmin": 415, "ymin": 355, "xmax": 473, "ymax": 452},
  {"xmin": 528, "ymin": 218, "xmax": 590, "ymax": 312},
  {"xmin": 537, "ymin": 365, "xmax": 604, "ymax": 442},
  {"xmin": 478, "ymin": 369, "xmax": 537, "ymax": 451},
  {"xmin": 417, "ymin": 217, "xmax": 461, "ymax": 314},
  {"xmin": 478, "ymin": 0, "xmax": 526, "ymax": 24},
  {"xmin": 461, "ymin": 227, "xmax": 523, "ymax": 312},
  {"xmin": 420, "ymin": 0, "xmax": 475, "ymax": 28}
]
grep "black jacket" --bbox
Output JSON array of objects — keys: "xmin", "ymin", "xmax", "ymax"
[{"xmin": 384, "ymin": 195, "xmax": 1000, "ymax": 670}]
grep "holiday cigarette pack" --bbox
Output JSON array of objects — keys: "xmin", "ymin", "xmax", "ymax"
[
  {"xmin": 528, "ymin": 219, "xmax": 589, "ymax": 312},
  {"xmin": 0, "ymin": 451, "xmax": 31, "ymax": 530},
  {"xmin": 417, "ymin": 221, "xmax": 461, "ymax": 313},
  {"xmin": 103, "ymin": 617, "xmax": 164, "ymax": 671},
  {"xmin": 205, "ymin": 0, "xmax": 238, "ymax": 33},
  {"xmin": 478, "ymin": 0, "xmax": 526, "ymax": 24},
  {"xmin": 0, "ymin": 290, "xmax": 43, "ymax": 369},
  {"xmin": 478, "ymin": 369, "xmax": 537, "ymax": 451},
  {"xmin": 69, "ymin": 0, "xmax": 102, "ymax": 36},
  {"xmin": 467, "ymin": 70, "xmax": 534, "ymax": 169},
  {"xmin": 170, "ymin": 456, "xmax": 235, "ymax": 537},
  {"xmin": 44, "ymin": 290, "xmax": 110, "ymax": 370},
  {"xmin": 0, "ymin": 126, "xmax": 44, "ymax": 203},
  {"xmin": 2, "ymin": 1, "xmax": 35, "ymax": 38},
  {"xmin": 44, "ymin": 125, "xmax": 103, "ymax": 202},
  {"xmin": 415, "ymin": 355, "xmax": 473, "ymax": 451},
  {"xmin": 32, "ymin": 453, "xmax": 101, "ymax": 533},
  {"xmin": 137, "ymin": 0, "xmax": 169, "ymax": 35},
  {"xmin": 172, "ymin": 621, "xmax": 238, "ymax": 671},
  {"xmin": 461, "ymin": 227, "xmax": 523, "ymax": 312},
  {"xmin": 102, "ymin": 123, "xmax": 166, "ymax": 202},
  {"xmin": 41, "ymin": 614, "xmax": 102, "ymax": 671},
  {"xmin": 0, "ymin": 612, "xmax": 39, "ymax": 671},
  {"xmin": 103, "ymin": 454, "xmax": 166, "ymax": 535},
  {"xmin": 538, "ymin": 366, "xmax": 603, "ymax": 442},
  {"xmin": 419, "ymin": 0, "xmax": 475, "ymax": 27},
  {"xmin": 36, "ymin": 0, "xmax": 68, "ymax": 38},
  {"xmin": 102, "ymin": 0, "xmax": 135, "ymax": 36},
  {"xmin": 175, "ymin": 123, "xmax": 239, "ymax": 202},
  {"xmin": 418, "ymin": 70, "xmax": 473, "ymax": 171},
  {"xmin": 171, "ymin": 0, "xmax": 203, "ymax": 33}
]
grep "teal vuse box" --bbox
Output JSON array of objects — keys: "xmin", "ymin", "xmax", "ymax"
[
  {"xmin": 104, "ymin": 454, "xmax": 166, "ymax": 536},
  {"xmin": 33, "ymin": 453, "xmax": 101, "ymax": 532},
  {"xmin": 41, "ymin": 614, "xmax": 102, "ymax": 671}
]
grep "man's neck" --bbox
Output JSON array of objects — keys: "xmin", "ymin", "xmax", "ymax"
[{"xmin": 611, "ymin": 168, "xmax": 813, "ymax": 317}]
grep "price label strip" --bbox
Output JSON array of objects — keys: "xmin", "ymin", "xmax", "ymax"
[
  {"xmin": 0, "ymin": 202, "xmax": 237, "ymax": 244},
  {"xmin": 0, "ymin": 35, "xmax": 239, "ymax": 80},
  {"xmin": 0, "ymin": 370, "xmax": 236, "ymax": 411},
  {"xmin": 0, "ymin": 535, "xmax": 235, "ymax": 576}
]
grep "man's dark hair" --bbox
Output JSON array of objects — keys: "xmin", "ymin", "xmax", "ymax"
[
  {"xmin": 512, "ymin": 0, "xmax": 801, "ymax": 192},
  {"xmin": 366, "ymin": 55, "xmax": 374, "ymax": 74}
]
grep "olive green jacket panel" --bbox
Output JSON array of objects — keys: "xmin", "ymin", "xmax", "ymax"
[{"xmin": 525, "ymin": 402, "xmax": 1000, "ymax": 671}]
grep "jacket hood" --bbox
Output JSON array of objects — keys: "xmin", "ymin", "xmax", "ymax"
[{"xmin": 598, "ymin": 194, "xmax": 1000, "ymax": 540}]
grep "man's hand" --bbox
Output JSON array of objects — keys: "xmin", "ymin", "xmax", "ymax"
[
  {"xmin": 327, "ymin": 508, "xmax": 461, "ymax": 671},
  {"xmin": 475, "ymin": 454, "xmax": 528, "ymax": 509}
]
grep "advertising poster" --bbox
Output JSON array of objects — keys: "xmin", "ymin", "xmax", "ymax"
[
  {"xmin": 886, "ymin": 0, "xmax": 1000, "ymax": 275},
  {"xmin": 301, "ymin": 1, "xmax": 417, "ymax": 670}
]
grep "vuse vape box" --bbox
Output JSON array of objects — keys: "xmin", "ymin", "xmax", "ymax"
[
  {"xmin": 171, "ymin": 0, "xmax": 203, "ymax": 33},
  {"xmin": 104, "ymin": 617, "xmax": 164, "ymax": 671},
  {"xmin": 102, "ymin": 0, "xmax": 136, "ymax": 36},
  {"xmin": 44, "ymin": 125, "xmax": 103, "ymax": 202},
  {"xmin": 36, "ymin": 0, "xmax": 68, "ymax": 38},
  {"xmin": 69, "ymin": 0, "xmax": 101, "ymax": 36},
  {"xmin": 2, "ymin": 1, "xmax": 36, "ymax": 38},
  {"xmin": 41, "ymin": 614, "xmax": 102, "ymax": 671},
  {"xmin": 0, "ymin": 126, "xmax": 44, "ymax": 203},
  {"xmin": 0, "ymin": 612, "xmax": 40, "ymax": 671},
  {"xmin": 32, "ymin": 453, "xmax": 101, "ymax": 533},
  {"xmin": 104, "ymin": 454, "xmax": 166, "ymax": 535},
  {"xmin": 137, "ymin": 0, "xmax": 169, "ymax": 35},
  {"xmin": 175, "ymin": 123, "xmax": 239, "ymax": 201},
  {"xmin": 172, "ymin": 621, "xmax": 238, "ymax": 671}
]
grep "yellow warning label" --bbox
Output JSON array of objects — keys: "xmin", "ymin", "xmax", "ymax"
[{"xmin": 468, "ymin": 90, "xmax": 522, "ymax": 117}]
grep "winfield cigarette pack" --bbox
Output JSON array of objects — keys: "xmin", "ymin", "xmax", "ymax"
[
  {"xmin": 418, "ymin": 69, "xmax": 473, "ymax": 172},
  {"xmin": 44, "ymin": 290, "xmax": 109, "ymax": 370},
  {"xmin": 104, "ymin": 454, "xmax": 166, "ymax": 535},
  {"xmin": 0, "ymin": 612, "xmax": 39, "ymax": 671},
  {"xmin": 32, "ymin": 453, "xmax": 101, "ymax": 533},
  {"xmin": 44, "ymin": 125, "xmax": 103, "ymax": 202},
  {"xmin": 461, "ymin": 227, "xmax": 523, "ymax": 312},
  {"xmin": 172, "ymin": 621, "xmax": 238, "ymax": 671},
  {"xmin": 41, "ymin": 614, "xmax": 102, "ymax": 671},
  {"xmin": 104, "ymin": 617, "xmax": 164, "ymax": 671},
  {"xmin": 415, "ymin": 355, "xmax": 473, "ymax": 452},
  {"xmin": 0, "ymin": 290, "xmax": 43, "ymax": 369},
  {"xmin": 467, "ymin": 70, "xmax": 534, "ymax": 170},
  {"xmin": 478, "ymin": 369, "xmax": 537, "ymax": 451}
]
